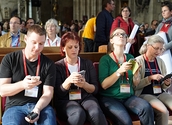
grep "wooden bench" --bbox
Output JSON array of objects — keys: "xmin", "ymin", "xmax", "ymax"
[
  {"xmin": 0, "ymin": 47, "xmax": 107, "ymax": 125},
  {"xmin": 0, "ymin": 47, "xmax": 171, "ymax": 124},
  {"xmin": 93, "ymin": 62, "xmax": 172, "ymax": 124},
  {"xmin": 0, "ymin": 47, "xmax": 60, "ymax": 54},
  {"xmin": 0, "ymin": 47, "xmax": 106, "ymax": 63}
]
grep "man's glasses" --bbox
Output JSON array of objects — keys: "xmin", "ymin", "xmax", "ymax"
[
  {"xmin": 111, "ymin": 33, "xmax": 128, "ymax": 38},
  {"xmin": 9, "ymin": 22, "xmax": 20, "ymax": 25},
  {"xmin": 150, "ymin": 45, "xmax": 165, "ymax": 52}
]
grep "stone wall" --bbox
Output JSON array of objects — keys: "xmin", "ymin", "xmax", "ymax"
[
  {"xmin": 0, "ymin": 0, "xmax": 17, "ymax": 21},
  {"xmin": 0, "ymin": 0, "xmax": 171, "ymax": 26},
  {"xmin": 128, "ymin": 0, "xmax": 162, "ymax": 24}
]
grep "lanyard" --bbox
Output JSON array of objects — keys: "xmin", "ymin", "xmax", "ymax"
[
  {"xmin": 144, "ymin": 54, "xmax": 159, "ymax": 75},
  {"xmin": 22, "ymin": 49, "xmax": 40, "ymax": 76},
  {"xmin": 47, "ymin": 39, "xmax": 57, "ymax": 46},
  {"xmin": 65, "ymin": 57, "xmax": 80, "ymax": 77},
  {"xmin": 112, "ymin": 52, "xmax": 129, "ymax": 80},
  {"xmin": 10, "ymin": 36, "xmax": 20, "ymax": 47}
]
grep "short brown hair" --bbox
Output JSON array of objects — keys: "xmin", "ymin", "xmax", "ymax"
[{"xmin": 27, "ymin": 24, "xmax": 46, "ymax": 37}]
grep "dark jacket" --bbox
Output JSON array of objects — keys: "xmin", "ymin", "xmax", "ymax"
[
  {"xmin": 54, "ymin": 57, "xmax": 98, "ymax": 102},
  {"xmin": 94, "ymin": 9, "xmax": 113, "ymax": 44}
]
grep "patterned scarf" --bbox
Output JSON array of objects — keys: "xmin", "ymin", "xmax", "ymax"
[{"xmin": 162, "ymin": 16, "xmax": 172, "ymax": 24}]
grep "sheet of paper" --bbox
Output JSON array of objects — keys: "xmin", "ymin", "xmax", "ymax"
[
  {"xmin": 157, "ymin": 32, "xmax": 172, "ymax": 74},
  {"xmin": 124, "ymin": 43, "xmax": 131, "ymax": 53},
  {"xmin": 131, "ymin": 61, "xmax": 139, "ymax": 74},
  {"xmin": 129, "ymin": 60, "xmax": 139, "ymax": 74},
  {"xmin": 124, "ymin": 24, "xmax": 139, "ymax": 53},
  {"xmin": 129, "ymin": 24, "xmax": 139, "ymax": 39}
]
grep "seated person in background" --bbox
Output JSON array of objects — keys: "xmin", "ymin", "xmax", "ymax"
[
  {"xmin": 0, "ymin": 16, "xmax": 26, "ymax": 47},
  {"xmin": 135, "ymin": 35, "xmax": 172, "ymax": 125},
  {"xmin": 54, "ymin": 31, "xmax": 107, "ymax": 125},
  {"xmin": 44, "ymin": 18, "xmax": 61, "ymax": 47},
  {"xmin": 145, "ymin": 20, "xmax": 158, "ymax": 36},
  {"xmin": 20, "ymin": 19, "xmax": 27, "ymax": 34},
  {"xmin": 0, "ymin": 25, "xmax": 57, "ymax": 125},
  {"xmin": 98, "ymin": 27, "xmax": 154, "ymax": 125},
  {"xmin": 2, "ymin": 21, "xmax": 9, "ymax": 34},
  {"xmin": 144, "ymin": 23, "xmax": 150, "ymax": 33},
  {"xmin": 25, "ymin": 18, "xmax": 35, "ymax": 32}
]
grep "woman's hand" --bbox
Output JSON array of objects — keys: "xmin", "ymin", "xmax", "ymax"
[
  {"xmin": 127, "ymin": 38, "xmax": 135, "ymax": 44},
  {"xmin": 164, "ymin": 78, "xmax": 172, "ymax": 86},
  {"xmin": 148, "ymin": 74, "xmax": 164, "ymax": 81},
  {"xmin": 62, "ymin": 72, "xmax": 81, "ymax": 90},
  {"xmin": 117, "ymin": 62, "xmax": 132, "ymax": 73},
  {"xmin": 73, "ymin": 73, "xmax": 85, "ymax": 88}
]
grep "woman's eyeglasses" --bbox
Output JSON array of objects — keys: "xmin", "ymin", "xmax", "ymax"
[
  {"xmin": 150, "ymin": 45, "xmax": 165, "ymax": 52},
  {"xmin": 110, "ymin": 33, "xmax": 128, "ymax": 38}
]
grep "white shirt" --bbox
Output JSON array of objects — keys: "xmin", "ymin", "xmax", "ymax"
[{"xmin": 44, "ymin": 34, "xmax": 61, "ymax": 47}]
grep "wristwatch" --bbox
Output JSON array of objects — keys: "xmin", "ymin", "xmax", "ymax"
[{"xmin": 116, "ymin": 72, "xmax": 121, "ymax": 77}]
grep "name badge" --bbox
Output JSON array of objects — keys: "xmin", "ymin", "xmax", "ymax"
[
  {"xmin": 153, "ymin": 85, "xmax": 162, "ymax": 94},
  {"xmin": 24, "ymin": 86, "xmax": 38, "ymax": 98},
  {"xmin": 120, "ymin": 84, "xmax": 130, "ymax": 93},
  {"xmin": 69, "ymin": 89, "xmax": 81, "ymax": 100}
]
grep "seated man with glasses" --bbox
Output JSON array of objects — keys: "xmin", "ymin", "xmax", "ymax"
[
  {"xmin": 0, "ymin": 16, "xmax": 26, "ymax": 47},
  {"xmin": 135, "ymin": 34, "xmax": 172, "ymax": 125}
]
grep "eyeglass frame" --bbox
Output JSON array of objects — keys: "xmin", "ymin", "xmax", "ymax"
[
  {"xmin": 149, "ymin": 44, "xmax": 165, "ymax": 52},
  {"xmin": 110, "ymin": 33, "xmax": 128, "ymax": 39},
  {"xmin": 9, "ymin": 22, "xmax": 20, "ymax": 25}
]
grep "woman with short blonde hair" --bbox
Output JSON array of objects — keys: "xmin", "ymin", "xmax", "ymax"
[{"xmin": 44, "ymin": 18, "xmax": 61, "ymax": 46}]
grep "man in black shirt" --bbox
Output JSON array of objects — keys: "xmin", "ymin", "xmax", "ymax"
[{"xmin": 0, "ymin": 25, "xmax": 57, "ymax": 125}]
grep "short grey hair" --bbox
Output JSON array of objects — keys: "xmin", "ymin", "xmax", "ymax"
[
  {"xmin": 44, "ymin": 18, "xmax": 60, "ymax": 33},
  {"xmin": 139, "ymin": 35, "xmax": 164, "ymax": 54}
]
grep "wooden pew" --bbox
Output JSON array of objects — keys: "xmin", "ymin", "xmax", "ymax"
[
  {"xmin": 0, "ymin": 47, "xmax": 60, "ymax": 54},
  {"xmin": 0, "ymin": 47, "xmax": 106, "ymax": 63},
  {"xmin": 1, "ymin": 47, "xmax": 172, "ymax": 124},
  {"xmin": 0, "ymin": 47, "xmax": 107, "ymax": 125},
  {"xmin": 43, "ymin": 52, "xmax": 106, "ymax": 62}
]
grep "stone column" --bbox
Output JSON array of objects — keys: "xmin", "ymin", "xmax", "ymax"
[
  {"xmin": 92, "ymin": 0, "xmax": 97, "ymax": 17},
  {"xmin": 73, "ymin": 0, "xmax": 79, "ymax": 20},
  {"xmin": 86, "ymin": 0, "xmax": 90, "ymax": 18},
  {"xmin": 28, "ymin": 0, "xmax": 32, "ymax": 18},
  {"xmin": 18, "ymin": 0, "xmax": 21, "ymax": 17},
  {"xmin": 24, "ymin": 1, "xmax": 27, "ymax": 20},
  {"xmin": 18, "ymin": 0, "xmax": 27, "ymax": 20},
  {"xmin": 73, "ymin": 0, "xmax": 102, "ymax": 21},
  {"xmin": 96, "ymin": 0, "xmax": 102, "ymax": 13}
]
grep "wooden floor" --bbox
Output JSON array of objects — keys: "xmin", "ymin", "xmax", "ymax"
[{"xmin": 132, "ymin": 116, "xmax": 172, "ymax": 125}]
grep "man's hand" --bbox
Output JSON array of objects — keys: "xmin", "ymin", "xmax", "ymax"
[{"xmin": 23, "ymin": 75, "xmax": 42, "ymax": 89}]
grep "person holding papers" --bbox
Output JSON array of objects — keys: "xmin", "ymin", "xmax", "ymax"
[
  {"xmin": 110, "ymin": 6, "xmax": 138, "ymax": 56},
  {"xmin": 155, "ymin": 1, "xmax": 172, "ymax": 90},
  {"xmin": 98, "ymin": 28, "xmax": 154, "ymax": 125},
  {"xmin": 155, "ymin": 1, "xmax": 172, "ymax": 52},
  {"xmin": 135, "ymin": 35, "xmax": 172, "ymax": 125}
]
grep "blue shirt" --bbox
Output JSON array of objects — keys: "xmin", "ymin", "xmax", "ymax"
[{"xmin": 11, "ymin": 32, "xmax": 20, "ymax": 47}]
